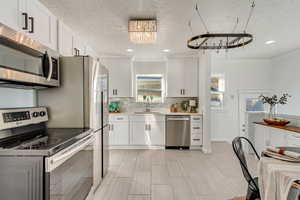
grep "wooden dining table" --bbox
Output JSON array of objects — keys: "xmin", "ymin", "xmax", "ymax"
[{"xmin": 258, "ymin": 157, "xmax": 300, "ymax": 200}]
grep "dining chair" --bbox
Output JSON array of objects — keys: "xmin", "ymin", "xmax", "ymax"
[{"xmin": 232, "ymin": 137, "xmax": 261, "ymax": 200}]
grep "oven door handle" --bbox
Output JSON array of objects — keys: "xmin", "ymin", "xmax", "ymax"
[
  {"xmin": 46, "ymin": 135, "xmax": 94, "ymax": 172},
  {"xmin": 53, "ymin": 136, "xmax": 93, "ymax": 163}
]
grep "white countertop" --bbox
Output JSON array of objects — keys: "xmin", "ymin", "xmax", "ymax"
[{"xmin": 109, "ymin": 112, "xmax": 202, "ymax": 116}]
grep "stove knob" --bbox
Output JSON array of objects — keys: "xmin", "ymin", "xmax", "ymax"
[
  {"xmin": 40, "ymin": 111, "xmax": 46, "ymax": 117},
  {"xmin": 33, "ymin": 112, "xmax": 39, "ymax": 118}
]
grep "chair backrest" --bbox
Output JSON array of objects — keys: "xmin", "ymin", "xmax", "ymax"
[{"xmin": 232, "ymin": 137, "xmax": 260, "ymax": 192}]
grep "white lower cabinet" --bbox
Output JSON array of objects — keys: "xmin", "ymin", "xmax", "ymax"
[
  {"xmin": 190, "ymin": 115, "xmax": 203, "ymax": 146},
  {"xmin": 130, "ymin": 115, "xmax": 165, "ymax": 146},
  {"xmin": 254, "ymin": 124, "xmax": 300, "ymax": 155},
  {"xmin": 149, "ymin": 121, "xmax": 165, "ymax": 145},
  {"xmin": 109, "ymin": 122, "xmax": 129, "ymax": 145},
  {"xmin": 109, "ymin": 114, "xmax": 166, "ymax": 147},
  {"xmin": 130, "ymin": 120, "xmax": 165, "ymax": 146},
  {"xmin": 269, "ymin": 127, "xmax": 287, "ymax": 147},
  {"xmin": 130, "ymin": 122, "xmax": 150, "ymax": 145},
  {"xmin": 109, "ymin": 115, "xmax": 129, "ymax": 146},
  {"xmin": 254, "ymin": 124, "xmax": 270, "ymax": 155}
]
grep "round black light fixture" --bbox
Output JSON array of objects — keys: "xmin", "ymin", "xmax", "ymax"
[
  {"xmin": 187, "ymin": 1, "xmax": 255, "ymax": 51},
  {"xmin": 187, "ymin": 33, "xmax": 253, "ymax": 50}
]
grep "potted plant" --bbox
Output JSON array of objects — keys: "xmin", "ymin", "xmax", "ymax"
[{"xmin": 259, "ymin": 93, "xmax": 291, "ymax": 126}]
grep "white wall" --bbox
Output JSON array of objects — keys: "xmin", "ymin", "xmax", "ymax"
[
  {"xmin": 199, "ymin": 53, "xmax": 212, "ymax": 153},
  {"xmin": 272, "ymin": 49, "xmax": 300, "ymax": 115},
  {"xmin": 0, "ymin": 88, "xmax": 36, "ymax": 108},
  {"xmin": 211, "ymin": 58, "xmax": 273, "ymax": 142}
]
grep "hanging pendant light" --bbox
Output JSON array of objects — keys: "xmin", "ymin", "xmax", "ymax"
[
  {"xmin": 187, "ymin": 1, "xmax": 255, "ymax": 51},
  {"xmin": 128, "ymin": 19, "xmax": 157, "ymax": 44}
]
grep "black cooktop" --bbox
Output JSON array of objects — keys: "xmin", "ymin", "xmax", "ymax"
[{"xmin": 0, "ymin": 123, "xmax": 92, "ymax": 155}]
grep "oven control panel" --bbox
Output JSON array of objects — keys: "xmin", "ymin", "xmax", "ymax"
[
  {"xmin": 0, "ymin": 107, "xmax": 48, "ymax": 130},
  {"xmin": 3, "ymin": 111, "xmax": 31, "ymax": 123}
]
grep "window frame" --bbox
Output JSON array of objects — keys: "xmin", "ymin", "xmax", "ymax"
[
  {"xmin": 135, "ymin": 74, "xmax": 164, "ymax": 104},
  {"xmin": 210, "ymin": 74, "xmax": 225, "ymax": 110}
]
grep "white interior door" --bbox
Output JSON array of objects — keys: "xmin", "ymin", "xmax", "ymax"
[{"xmin": 238, "ymin": 90, "xmax": 270, "ymax": 138}]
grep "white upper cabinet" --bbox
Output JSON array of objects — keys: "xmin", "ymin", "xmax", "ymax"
[
  {"xmin": 0, "ymin": 0, "xmax": 57, "ymax": 50},
  {"xmin": 184, "ymin": 58, "xmax": 199, "ymax": 97},
  {"xmin": 28, "ymin": 0, "xmax": 57, "ymax": 50},
  {"xmin": 167, "ymin": 58, "xmax": 185, "ymax": 97},
  {"xmin": 85, "ymin": 46, "xmax": 99, "ymax": 59},
  {"xmin": 58, "ymin": 21, "xmax": 74, "ymax": 56},
  {"xmin": 0, "ymin": 0, "xmax": 23, "ymax": 31},
  {"xmin": 102, "ymin": 57, "xmax": 132, "ymax": 97},
  {"xmin": 73, "ymin": 35, "xmax": 86, "ymax": 56},
  {"xmin": 167, "ymin": 57, "xmax": 199, "ymax": 97}
]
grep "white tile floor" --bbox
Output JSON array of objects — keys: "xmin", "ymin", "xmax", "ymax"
[{"xmin": 94, "ymin": 142, "xmax": 257, "ymax": 200}]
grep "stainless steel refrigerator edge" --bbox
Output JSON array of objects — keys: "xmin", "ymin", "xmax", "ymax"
[{"xmin": 37, "ymin": 56, "xmax": 109, "ymax": 190}]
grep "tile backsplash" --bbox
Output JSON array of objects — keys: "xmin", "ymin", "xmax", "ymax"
[{"xmin": 109, "ymin": 97, "xmax": 199, "ymax": 113}]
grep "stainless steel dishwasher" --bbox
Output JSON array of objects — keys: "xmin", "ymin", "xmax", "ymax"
[{"xmin": 166, "ymin": 115, "xmax": 190, "ymax": 149}]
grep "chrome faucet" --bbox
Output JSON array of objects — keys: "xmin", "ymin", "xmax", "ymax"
[
  {"xmin": 145, "ymin": 102, "xmax": 151, "ymax": 112},
  {"xmin": 145, "ymin": 96, "xmax": 151, "ymax": 112}
]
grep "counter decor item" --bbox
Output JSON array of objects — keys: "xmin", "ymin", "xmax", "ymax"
[
  {"xmin": 109, "ymin": 101, "xmax": 121, "ymax": 113},
  {"xmin": 259, "ymin": 93, "xmax": 291, "ymax": 126},
  {"xmin": 180, "ymin": 101, "xmax": 189, "ymax": 112},
  {"xmin": 189, "ymin": 100, "xmax": 197, "ymax": 113},
  {"xmin": 170, "ymin": 104, "xmax": 178, "ymax": 113},
  {"xmin": 263, "ymin": 118, "xmax": 290, "ymax": 126}
]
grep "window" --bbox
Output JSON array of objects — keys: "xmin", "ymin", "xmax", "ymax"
[
  {"xmin": 136, "ymin": 74, "xmax": 163, "ymax": 103},
  {"xmin": 246, "ymin": 98, "xmax": 264, "ymax": 112},
  {"xmin": 210, "ymin": 74, "xmax": 225, "ymax": 109}
]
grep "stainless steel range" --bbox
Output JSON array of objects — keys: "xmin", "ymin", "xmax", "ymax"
[{"xmin": 0, "ymin": 107, "xmax": 94, "ymax": 200}]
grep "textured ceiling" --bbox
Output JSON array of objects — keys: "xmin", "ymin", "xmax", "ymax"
[{"xmin": 40, "ymin": 0, "xmax": 300, "ymax": 59}]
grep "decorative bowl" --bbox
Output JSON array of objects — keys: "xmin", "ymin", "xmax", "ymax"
[{"xmin": 263, "ymin": 118, "xmax": 290, "ymax": 126}]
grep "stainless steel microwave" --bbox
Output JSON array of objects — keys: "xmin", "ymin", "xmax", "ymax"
[{"xmin": 0, "ymin": 23, "xmax": 60, "ymax": 89}]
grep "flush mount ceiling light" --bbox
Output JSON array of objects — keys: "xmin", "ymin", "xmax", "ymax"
[
  {"xmin": 126, "ymin": 48, "xmax": 134, "ymax": 52},
  {"xmin": 187, "ymin": 1, "xmax": 256, "ymax": 52},
  {"xmin": 128, "ymin": 19, "xmax": 157, "ymax": 44},
  {"xmin": 265, "ymin": 40, "xmax": 276, "ymax": 45},
  {"xmin": 162, "ymin": 49, "xmax": 170, "ymax": 52}
]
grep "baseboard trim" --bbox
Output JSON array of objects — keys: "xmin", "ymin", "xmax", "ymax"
[
  {"xmin": 85, "ymin": 187, "xmax": 94, "ymax": 200},
  {"xmin": 211, "ymin": 139, "xmax": 230, "ymax": 143}
]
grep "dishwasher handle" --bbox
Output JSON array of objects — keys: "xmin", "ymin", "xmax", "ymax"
[{"xmin": 167, "ymin": 117, "xmax": 190, "ymax": 121}]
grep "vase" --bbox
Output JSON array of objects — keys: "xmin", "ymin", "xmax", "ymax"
[{"xmin": 268, "ymin": 104, "xmax": 276, "ymax": 119}]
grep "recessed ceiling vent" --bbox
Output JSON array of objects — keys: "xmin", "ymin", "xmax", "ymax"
[{"xmin": 128, "ymin": 19, "xmax": 157, "ymax": 44}]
